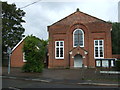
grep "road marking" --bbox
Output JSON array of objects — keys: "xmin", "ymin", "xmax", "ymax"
[
  {"xmin": 77, "ymin": 83, "xmax": 120, "ymax": 86},
  {"xmin": 32, "ymin": 79, "xmax": 50, "ymax": 83},
  {"xmin": 9, "ymin": 77, "xmax": 17, "ymax": 79},
  {"xmin": 9, "ymin": 87, "xmax": 21, "ymax": 90},
  {"xmin": 1, "ymin": 76, "xmax": 17, "ymax": 79},
  {"xmin": 2, "ymin": 76, "xmax": 51, "ymax": 83},
  {"xmin": 40, "ymin": 80, "xmax": 50, "ymax": 83}
]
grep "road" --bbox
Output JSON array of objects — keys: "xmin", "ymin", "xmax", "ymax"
[{"xmin": 2, "ymin": 78, "xmax": 119, "ymax": 89}]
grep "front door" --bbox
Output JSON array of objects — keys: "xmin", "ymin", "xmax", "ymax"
[{"xmin": 74, "ymin": 54, "xmax": 83, "ymax": 67}]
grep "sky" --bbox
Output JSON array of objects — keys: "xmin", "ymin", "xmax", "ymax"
[{"xmin": 2, "ymin": 0, "xmax": 120, "ymax": 40}]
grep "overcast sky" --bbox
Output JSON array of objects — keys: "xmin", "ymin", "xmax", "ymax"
[{"xmin": 2, "ymin": 0, "xmax": 120, "ymax": 40}]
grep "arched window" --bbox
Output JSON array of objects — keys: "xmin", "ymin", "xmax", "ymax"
[{"xmin": 73, "ymin": 29, "xmax": 84, "ymax": 47}]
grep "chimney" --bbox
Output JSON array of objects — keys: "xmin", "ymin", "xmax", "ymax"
[{"xmin": 76, "ymin": 8, "xmax": 80, "ymax": 12}]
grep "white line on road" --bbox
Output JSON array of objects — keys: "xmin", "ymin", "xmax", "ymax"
[
  {"xmin": 9, "ymin": 87, "xmax": 21, "ymax": 90},
  {"xmin": 2, "ymin": 76, "xmax": 51, "ymax": 83},
  {"xmin": 31, "ymin": 79, "xmax": 50, "ymax": 83},
  {"xmin": 40, "ymin": 80, "xmax": 50, "ymax": 83},
  {"xmin": 77, "ymin": 83, "xmax": 120, "ymax": 86},
  {"xmin": 9, "ymin": 77, "xmax": 17, "ymax": 79}
]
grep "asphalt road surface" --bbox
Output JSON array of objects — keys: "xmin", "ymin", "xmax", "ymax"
[{"xmin": 2, "ymin": 78, "xmax": 119, "ymax": 89}]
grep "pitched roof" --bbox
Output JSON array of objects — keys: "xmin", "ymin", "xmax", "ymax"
[
  {"xmin": 12, "ymin": 36, "xmax": 26, "ymax": 52},
  {"xmin": 48, "ymin": 9, "xmax": 110, "ymax": 27}
]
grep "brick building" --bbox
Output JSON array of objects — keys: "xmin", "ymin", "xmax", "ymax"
[
  {"xmin": 48, "ymin": 9, "xmax": 114, "ymax": 68},
  {"xmin": 11, "ymin": 9, "xmax": 118, "ymax": 68}
]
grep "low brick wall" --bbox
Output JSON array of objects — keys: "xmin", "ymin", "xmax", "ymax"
[{"xmin": 112, "ymin": 54, "xmax": 120, "ymax": 59}]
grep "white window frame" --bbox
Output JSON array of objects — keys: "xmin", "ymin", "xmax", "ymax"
[
  {"xmin": 73, "ymin": 29, "xmax": 84, "ymax": 47},
  {"xmin": 55, "ymin": 41, "xmax": 64, "ymax": 59},
  {"xmin": 111, "ymin": 60, "xmax": 114, "ymax": 67},
  {"xmin": 94, "ymin": 40, "xmax": 104, "ymax": 59},
  {"xmin": 23, "ymin": 52, "xmax": 27, "ymax": 62}
]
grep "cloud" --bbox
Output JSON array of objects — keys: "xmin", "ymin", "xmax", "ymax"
[{"xmin": 2, "ymin": 0, "xmax": 120, "ymax": 40}]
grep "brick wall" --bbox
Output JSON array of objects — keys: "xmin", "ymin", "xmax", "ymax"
[
  {"xmin": 112, "ymin": 54, "xmax": 120, "ymax": 59},
  {"xmin": 11, "ymin": 41, "xmax": 25, "ymax": 67}
]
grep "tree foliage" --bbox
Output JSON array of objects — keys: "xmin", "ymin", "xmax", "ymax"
[
  {"xmin": 2, "ymin": 2, "xmax": 25, "ymax": 52},
  {"xmin": 22, "ymin": 35, "xmax": 47, "ymax": 72},
  {"xmin": 115, "ymin": 60, "xmax": 120, "ymax": 71},
  {"xmin": 111, "ymin": 22, "xmax": 120, "ymax": 54}
]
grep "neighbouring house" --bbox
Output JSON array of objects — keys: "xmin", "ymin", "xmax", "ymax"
[
  {"xmin": 11, "ymin": 37, "xmax": 48, "ymax": 67},
  {"xmin": 47, "ymin": 9, "xmax": 116, "ymax": 69},
  {"xmin": 11, "ymin": 37, "xmax": 26, "ymax": 67}
]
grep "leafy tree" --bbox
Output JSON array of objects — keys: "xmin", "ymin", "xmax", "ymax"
[
  {"xmin": 2, "ymin": 2, "xmax": 25, "ymax": 53},
  {"xmin": 22, "ymin": 35, "xmax": 47, "ymax": 72},
  {"xmin": 115, "ymin": 60, "xmax": 120, "ymax": 71},
  {"xmin": 111, "ymin": 22, "xmax": 120, "ymax": 54}
]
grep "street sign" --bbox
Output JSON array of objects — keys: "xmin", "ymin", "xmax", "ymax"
[{"xmin": 7, "ymin": 46, "xmax": 12, "ymax": 54}]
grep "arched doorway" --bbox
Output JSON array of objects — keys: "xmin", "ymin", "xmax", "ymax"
[{"xmin": 74, "ymin": 54, "xmax": 83, "ymax": 67}]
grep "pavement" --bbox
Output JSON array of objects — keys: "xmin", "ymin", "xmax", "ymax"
[{"xmin": 2, "ymin": 67, "xmax": 120, "ymax": 87}]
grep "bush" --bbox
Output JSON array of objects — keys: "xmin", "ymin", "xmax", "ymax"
[
  {"xmin": 22, "ymin": 35, "xmax": 47, "ymax": 73},
  {"xmin": 22, "ymin": 62, "xmax": 44, "ymax": 72},
  {"xmin": 115, "ymin": 60, "xmax": 120, "ymax": 71}
]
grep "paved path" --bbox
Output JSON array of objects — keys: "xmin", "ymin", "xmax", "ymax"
[{"xmin": 2, "ymin": 67, "xmax": 120, "ymax": 87}]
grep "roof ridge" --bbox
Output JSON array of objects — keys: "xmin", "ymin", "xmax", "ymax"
[
  {"xmin": 48, "ymin": 11, "xmax": 78, "ymax": 27},
  {"xmin": 79, "ymin": 11, "xmax": 108, "ymax": 23},
  {"xmin": 12, "ymin": 36, "xmax": 26, "ymax": 52},
  {"xmin": 48, "ymin": 9, "xmax": 110, "ymax": 27}
]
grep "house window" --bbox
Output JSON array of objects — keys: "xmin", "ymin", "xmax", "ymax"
[
  {"xmin": 55, "ymin": 41, "xmax": 64, "ymax": 59},
  {"xmin": 73, "ymin": 29, "xmax": 84, "ymax": 47},
  {"xmin": 94, "ymin": 40, "xmax": 104, "ymax": 58},
  {"xmin": 23, "ymin": 52, "xmax": 27, "ymax": 62}
]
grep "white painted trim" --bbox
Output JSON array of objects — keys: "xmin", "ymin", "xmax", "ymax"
[
  {"xmin": 110, "ymin": 28, "xmax": 112, "ymax": 31},
  {"xmin": 69, "ymin": 51, "xmax": 72, "ymax": 55},
  {"xmin": 12, "ymin": 36, "xmax": 26, "ymax": 52},
  {"xmin": 73, "ymin": 29, "xmax": 84, "ymax": 47},
  {"xmin": 55, "ymin": 41, "xmax": 64, "ymax": 59},
  {"xmin": 84, "ymin": 51, "xmax": 88, "ymax": 55},
  {"xmin": 94, "ymin": 40, "xmax": 104, "ymax": 59},
  {"xmin": 111, "ymin": 60, "xmax": 114, "ymax": 66}
]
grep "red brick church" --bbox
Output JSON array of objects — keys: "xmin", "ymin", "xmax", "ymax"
[
  {"xmin": 11, "ymin": 9, "xmax": 119, "ymax": 68},
  {"xmin": 47, "ymin": 9, "xmax": 114, "ymax": 68}
]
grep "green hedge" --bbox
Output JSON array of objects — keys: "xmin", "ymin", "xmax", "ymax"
[
  {"xmin": 115, "ymin": 60, "xmax": 120, "ymax": 71},
  {"xmin": 22, "ymin": 35, "xmax": 47, "ymax": 73}
]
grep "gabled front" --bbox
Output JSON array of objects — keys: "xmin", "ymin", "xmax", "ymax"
[{"xmin": 48, "ymin": 9, "xmax": 112, "ymax": 68}]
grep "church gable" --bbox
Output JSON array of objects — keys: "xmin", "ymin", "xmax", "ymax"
[
  {"xmin": 48, "ymin": 9, "xmax": 112, "ymax": 69},
  {"xmin": 49, "ymin": 9, "xmax": 110, "ymax": 28}
]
